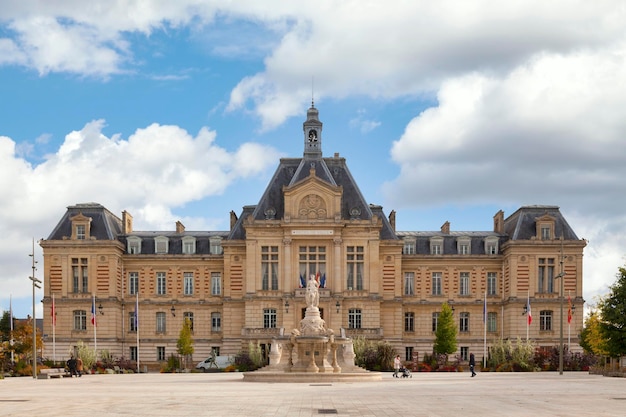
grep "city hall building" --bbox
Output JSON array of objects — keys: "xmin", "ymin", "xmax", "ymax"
[{"xmin": 40, "ymin": 106, "xmax": 586, "ymax": 370}]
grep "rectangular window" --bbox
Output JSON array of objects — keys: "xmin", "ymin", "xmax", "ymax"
[
  {"xmin": 73, "ymin": 310, "xmax": 87, "ymax": 330},
  {"xmin": 459, "ymin": 244, "xmax": 470, "ymax": 255},
  {"xmin": 405, "ymin": 347, "xmax": 413, "ymax": 362},
  {"xmin": 404, "ymin": 272, "xmax": 414, "ymax": 296},
  {"xmin": 348, "ymin": 308, "xmax": 362, "ymax": 329},
  {"xmin": 404, "ymin": 312, "xmax": 414, "ymax": 332},
  {"xmin": 128, "ymin": 238, "xmax": 141, "ymax": 254},
  {"xmin": 459, "ymin": 272, "xmax": 470, "ymax": 296},
  {"xmin": 183, "ymin": 312, "xmax": 194, "ymax": 331},
  {"xmin": 432, "ymin": 312, "xmax": 439, "ymax": 332},
  {"xmin": 210, "ymin": 237, "xmax": 223, "ymax": 255},
  {"xmin": 299, "ymin": 246, "xmax": 327, "ymax": 288},
  {"xmin": 157, "ymin": 346, "xmax": 166, "ymax": 361},
  {"xmin": 72, "ymin": 258, "xmax": 89, "ymax": 293},
  {"xmin": 129, "ymin": 272, "xmax": 138, "ymax": 295},
  {"xmin": 263, "ymin": 308, "xmax": 277, "ymax": 328},
  {"xmin": 211, "ymin": 312, "xmax": 221, "ymax": 332},
  {"xmin": 76, "ymin": 224, "xmax": 85, "ymax": 240},
  {"xmin": 459, "ymin": 312, "xmax": 470, "ymax": 332},
  {"xmin": 541, "ymin": 226, "xmax": 551, "ymax": 240},
  {"xmin": 156, "ymin": 312, "xmax": 166, "ymax": 333},
  {"xmin": 155, "ymin": 237, "xmax": 168, "ymax": 254},
  {"xmin": 403, "ymin": 240, "xmax": 415, "ymax": 255},
  {"xmin": 538, "ymin": 258, "xmax": 555, "ymax": 293},
  {"xmin": 432, "ymin": 272, "xmax": 442, "ymax": 296},
  {"xmin": 183, "ymin": 272, "xmax": 194, "ymax": 295},
  {"xmin": 486, "ymin": 242, "xmax": 498, "ymax": 255},
  {"xmin": 460, "ymin": 347, "xmax": 469, "ymax": 361},
  {"xmin": 130, "ymin": 346, "xmax": 137, "ymax": 362},
  {"xmin": 431, "ymin": 244, "xmax": 442, "ymax": 255},
  {"xmin": 129, "ymin": 312, "xmax": 137, "ymax": 332},
  {"xmin": 182, "ymin": 238, "xmax": 196, "ymax": 255},
  {"xmin": 487, "ymin": 312, "xmax": 497, "ymax": 332},
  {"xmin": 487, "ymin": 272, "xmax": 497, "ymax": 295},
  {"xmin": 346, "ymin": 246, "xmax": 364, "ymax": 290},
  {"xmin": 261, "ymin": 246, "xmax": 279, "ymax": 291},
  {"xmin": 211, "ymin": 272, "xmax": 222, "ymax": 296},
  {"xmin": 540, "ymin": 310, "xmax": 552, "ymax": 331},
  {"xmin": 156, "ymin": 272, "xmax": 166, "ymax": 295}
]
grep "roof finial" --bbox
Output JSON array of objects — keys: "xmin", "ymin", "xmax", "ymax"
[{"xmin": 311, "ymin": 76, "xmax": 315, "ymax": 108}]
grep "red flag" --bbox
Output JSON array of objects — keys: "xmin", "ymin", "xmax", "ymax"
[
  {"xmin": 51, "ymin": 295, "xmax": 56, "ymax": 327},
  {"xmin": 526, "ymin": 296, "xmax": 532, "ymax": 325},
  {"xmin": 567, "ymin": 296, "xmax": 572, "ymax": 324}
]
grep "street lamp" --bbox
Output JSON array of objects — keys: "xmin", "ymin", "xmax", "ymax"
[
  {"xmin": 556, "ymin": 235, "xmax": 566, "ymax": 376},
  {"xmin": 29, "ymin": 238, "xmax": 41, "ymax": 379}
]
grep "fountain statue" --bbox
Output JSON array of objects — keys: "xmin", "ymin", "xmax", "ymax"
[{"xmin": 244, "ymin": 274, "xmax": 379, "ymax": 381}]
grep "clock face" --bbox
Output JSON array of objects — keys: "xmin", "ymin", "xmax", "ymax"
[{"xmin": 308, "ymin": 129, "xmax": 318, "ymax": 142}]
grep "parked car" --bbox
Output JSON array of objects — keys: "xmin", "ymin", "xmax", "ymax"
[{"xmin": 195, "ymin": 355, "xmax": 232, "ymax": 370}]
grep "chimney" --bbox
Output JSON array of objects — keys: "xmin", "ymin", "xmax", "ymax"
[
  {"xmin": 176, "ymin": 221, "xmax": 185, "ymax": 234},
  {"xmin": 122, "ymin": 211, "xmax": 133, "ymax": 234},
  {"xmin": 493, "ymin": 210, "xmax": 504, "ymax": 233},
  {"xmin": 230, "ymin": 210, "xmax": 238, "ymax": 230},
  {"xmin": 441, "ymin": 221, "xmax": 450, "ymax": 234},
  {"xmin": 388, "ymin": 210, "xmax": 396, "ymax": 232}
]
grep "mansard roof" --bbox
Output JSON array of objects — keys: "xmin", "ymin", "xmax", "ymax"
[
  {"xmin": 503, "ymin": 205, "xmax": 578, "ymax": 240},
  {"xmin": 47, "ymin": 203, "xmax": 122, "ymax": 240}
]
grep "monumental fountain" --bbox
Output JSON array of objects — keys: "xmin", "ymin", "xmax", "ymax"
[{"xmin": 243, "ymin": 276, "xmax": 381, "ymax": 382}]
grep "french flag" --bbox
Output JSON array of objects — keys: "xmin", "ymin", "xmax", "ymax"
[{"xmin": 91, "ymin": 295, "xmax": 97, "ymax": 327}]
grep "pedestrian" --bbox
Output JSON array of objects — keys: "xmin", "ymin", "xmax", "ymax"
[
  {"xmin": 67, "ymin": 355, "xmax": 77, "ymax": 377},
  {"xmin": 76, "ymin": 357, "xmax": 84, "ymax": 377},
  {"xmin": 469, "ymin": 352, "xmax": 476, "ymax": 377},
  {"xmin": 393, "ymin": 355, "xmax": 401, "ymax": 378}
]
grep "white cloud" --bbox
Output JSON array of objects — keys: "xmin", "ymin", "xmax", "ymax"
[{"xmin": 0, "ymin": 121, "xmax": 280, "ymax": 315}]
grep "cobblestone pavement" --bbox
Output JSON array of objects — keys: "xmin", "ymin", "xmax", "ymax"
[{"xmin": 2, "ymin": 371, "xmax": 625, "ymax": 416}]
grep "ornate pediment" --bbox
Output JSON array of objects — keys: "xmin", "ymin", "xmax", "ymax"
[{"xmin": 283, "ymin": 173, "xmax": 342, "ymax": 222}]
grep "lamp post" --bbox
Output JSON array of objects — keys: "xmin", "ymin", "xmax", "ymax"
[{"xmin": 29, "ymin": 238, "xmax": 41, "ymax": 379}]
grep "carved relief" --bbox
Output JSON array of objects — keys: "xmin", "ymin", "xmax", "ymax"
[{"xmin": 298, "ymin": 194, "xmax": 327, "ymax": 219}]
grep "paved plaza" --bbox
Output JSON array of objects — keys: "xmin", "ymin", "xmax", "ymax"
[{"xmin": 1, "ymin": 371, "xmax": 625, "ymax": 416}]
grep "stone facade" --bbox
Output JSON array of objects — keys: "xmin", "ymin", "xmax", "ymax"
[{"xmin": 40, "ymin": 106, "xmax": 586, "ymax": 370}]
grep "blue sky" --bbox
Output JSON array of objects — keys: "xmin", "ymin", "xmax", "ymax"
[{"xmin": 1, "ymin": 1, "xmax": 626, "ymax": 321}]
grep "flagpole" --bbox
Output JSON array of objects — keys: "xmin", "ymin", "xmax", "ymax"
[
  {"xmin": 526, "ymin": 290, "xmax": 530, "ymax": 342},
  {"xmin": 10, "ymin": 294, "xmax": 14, "ymax": 364},
  {"xmin": 93, "ymin": 293, "xmax": 97, "ymax": 357},
  {"xmin": 483, "ymin": 290, "xmax": 487, "ymax": 369},
  {"xmin": 52, "ymin": 293, "xmax": 56, "ymax": 362},
  {"xmin": 136, "ymin": 292, "xmax": 140, "ymax": 373}
]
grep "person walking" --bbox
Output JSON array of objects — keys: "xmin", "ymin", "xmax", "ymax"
[
  {"xmin": 469, "ymin": 352, "xmax": 476, "ymax": 377},
  {"xmin": 67, "ymin": 355, "xmax": 77, "ymax": 377},
  {"xmin": 76, "ymin": 357, "xmax": 84, "ymax": 377},
  {"xmin": 393, "ymin": 355, "xmax": 401, "ymax": 378}
]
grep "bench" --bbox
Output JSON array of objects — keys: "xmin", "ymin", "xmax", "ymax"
[{"xmin": 38, "ymin": 368, "xmax": 71, "ymax": 379}]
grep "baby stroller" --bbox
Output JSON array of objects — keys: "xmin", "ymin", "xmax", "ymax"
[{"xmin": 400, "ymin": 366, "xmax": 412, "ymax": 378}]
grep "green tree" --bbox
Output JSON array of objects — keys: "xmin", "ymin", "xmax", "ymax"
[
  {"xmin": 76, "ymin": 340, "xmax": 97, "ymax": 371},
  {"xmin": 579, "ymin": 308, "xmax": 608, "ymax": 356},
  {"xmin": 433, "ymin": 302, "xmax": 457, "ymax": 355},
  {"xmin": 598, "ymin": 266, "xmax": 626, "ymax": 357},
  {"xmin": 0, "ymin": 311, "xmax": 11, "ymax": 342},
  {"xmin": 176, "ymin": 318, "xmax": 194, "ymax": 369}
]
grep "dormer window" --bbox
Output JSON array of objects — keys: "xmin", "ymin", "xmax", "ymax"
[
  {"xmin": 430, "ymin": 236, "xmax": 443, "ymax": 255},
  {"xmin": 210, "ymin": 237, "xmax": 223, "ymax": 255},
  {"xmin": 403, "ymin": 238, "xmax": 416, "ymax": 255},
  {"xmin": 127, "ymin": 236, "xmax": 142, "ymax": 254},
  {"xmin": 535, "ymin": 214, "xmax": 556, "ymax": 240},
  {"xmin": 155, "ymin": 236, "xmax": 169, "ymax": 254},
  {"xmin": 70, "ymin": 212, "xmax": 92, "ymax": 240},
  {"xmin": 182, "ymin": 236, "xmax": 196, "ymax": 255},
  {"xmin": 457, "ymin": 237, "xmax": 471, "ymax": 255},
  {"xmin": 484, "ymin": 236, "xmax": 499, "ymax": 255}
]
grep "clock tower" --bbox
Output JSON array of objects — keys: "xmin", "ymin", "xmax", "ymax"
[{"xmin": 303, "ymin": 102, "xmax": 323, "ymax": 159}]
